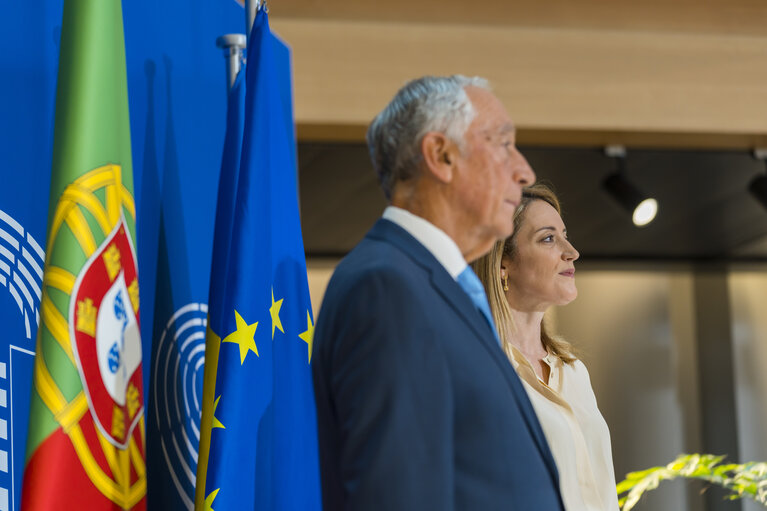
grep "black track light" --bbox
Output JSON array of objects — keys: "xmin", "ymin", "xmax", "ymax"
[
  {"xmin": 749, "ymin": 148, "xmax": 767, "ymax": 210},
  {"xmin": 602, "ymin": 146, "xmax": 657, "ymax": 227}
]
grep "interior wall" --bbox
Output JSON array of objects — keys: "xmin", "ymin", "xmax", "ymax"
[
  {"xmin": 729, "ymin": 271, "xmax": 767, "ymax": 511},
  {"xmin": 554, "ymin": 270, "xmax": 696, "ymax": 510},
  {"xmin": 307, "ymin": 259, "xmax": 335, "ymax": 321}
]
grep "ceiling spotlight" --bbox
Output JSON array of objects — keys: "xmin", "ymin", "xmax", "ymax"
[
  {"xmin": 602, "ymin": 146, "xmax": 658, "ymax": 227},
  {"xmin": 750, "ymin": 148, "xmax": 767, "ymax": 209}
]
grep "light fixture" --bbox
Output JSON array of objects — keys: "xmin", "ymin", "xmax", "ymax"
[
  {"xmin": 749, "ymin": 148, "xmax": 767, "ymax": 209},
  {"xmin": 602, "ymin": 145, "xmax": 658, "ymax": 227}
]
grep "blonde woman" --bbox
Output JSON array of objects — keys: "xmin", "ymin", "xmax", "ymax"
[{"xmin": 472, "ymin": 183, "xmax": 619, "ymax": 511}]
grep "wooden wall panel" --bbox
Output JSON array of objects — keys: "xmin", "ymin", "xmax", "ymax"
[
  {"xmin": 272, "ymin": 0, "xmax": 767, "ymax": 38},
  {"xmin": 271, "ymin": 18, "xmax": 767, "ymax": 147}
]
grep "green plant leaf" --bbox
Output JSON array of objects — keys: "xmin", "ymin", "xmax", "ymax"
[{"xmin": 617, "ymin": 454, "xmax": 767, "ymax": 510}]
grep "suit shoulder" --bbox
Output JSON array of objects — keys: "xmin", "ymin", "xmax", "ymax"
[
  {"xmin": 316, "ymin": 240, "xmax": 433, "ymax": 337},
  {"xmin": 328, "ymin": 240, "xmax": 421, "ymax": 293}
]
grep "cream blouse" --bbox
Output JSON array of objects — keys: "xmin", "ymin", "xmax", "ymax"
[{"xmin": 508, "ymin": 346, "xmax": 619, "ymax": 511}]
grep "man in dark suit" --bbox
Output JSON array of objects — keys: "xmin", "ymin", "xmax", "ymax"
[{"xmin": 312, "ymin": 76, "xmax": 565, "ymax": 510}]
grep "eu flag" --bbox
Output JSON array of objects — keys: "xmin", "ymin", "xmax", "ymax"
[
  {"xmin": 195, "ymin": 9, "xmax": 321, "ymax": 510},
  {"xmin": 195, "ymin": 61, "xmax": 245, "ymax": 508}
]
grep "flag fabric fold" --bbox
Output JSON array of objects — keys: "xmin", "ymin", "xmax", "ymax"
[
  {"xmin": 21, "ymin": 0, "xmax": 146, "ymax": 509},
  {"xmin": 195, "ymin": 9, "xmax": 321, "ymax": 511},
  {"xmin": 143, "ymin": 44, "xmax": 241, "ymax": 511},
  {"xmin": 195, "ymin": 63, "xmax": 246, "ymax": 509}
]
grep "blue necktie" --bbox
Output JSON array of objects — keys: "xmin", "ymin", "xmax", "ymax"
[{"xmin": 457, "ymin": 267, "xmax": 501, "ymax": 346}]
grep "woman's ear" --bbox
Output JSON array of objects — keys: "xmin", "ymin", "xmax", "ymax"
[
  {"xmin": 500, "ymin": 254, "xmax": 512, "ymax": 279},
  {"xmin": 421, "ymin": 132, "xmax": 456, "ymax": 184},
  {"xmin": 499, "ymin": 261, "xmax": 510, "ymax": 291}
]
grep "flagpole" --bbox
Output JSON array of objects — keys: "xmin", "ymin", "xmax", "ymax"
[
  {"xmin": 246, "ymin": 0, "xmax": 263, "ymax": 39},
  {"xmin": 216, "ymin": 34, "xmax": 247, "ymax": 92}
]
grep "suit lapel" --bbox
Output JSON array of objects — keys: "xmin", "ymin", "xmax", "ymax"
[
  {"xmin": 429, "ymin": 268, "xmax": 559, "ymax": 479},
  {"xmin": 367, "ymin": 220, "xmax": 560, "ymax": 482},
  {"xmin": 367, "ymin": 220, "xmax": 492, "ymax": 342}
]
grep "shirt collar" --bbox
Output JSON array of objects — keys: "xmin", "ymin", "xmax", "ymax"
[{"xmin": 382, "ymin": 206, "xmax": 467, "ymax": 280}]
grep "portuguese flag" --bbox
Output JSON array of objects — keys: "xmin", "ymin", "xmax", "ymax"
[{"xmin": 21, "ymin": 0, "xmax": 146, "ymax": 509}]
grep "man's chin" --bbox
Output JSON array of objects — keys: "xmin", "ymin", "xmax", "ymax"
[
  {"xmin": 497, "ymin": 221, "xmax": 515, "ymax": 240},
  {"xmin": 465, "ymin": 235, "xmax": 499, "ymax": 263}
]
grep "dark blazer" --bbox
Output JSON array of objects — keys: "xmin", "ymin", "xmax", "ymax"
[{"xmin": 312, "ymin": 218, "xmax": 565, "ymax": 511}]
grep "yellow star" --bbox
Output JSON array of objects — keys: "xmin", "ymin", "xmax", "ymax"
[
  {"xmin": 222, "ymin": 310, "xmax": 258, "ymax": 364},
  {"xmin": 204, "ymin": 488, "xmax": 220, "ymax": 511},
  {"xmin": 212, "ymin": 395, "xmax": 225, "ymax": 429},
  {"xmin": 298, "ymin": 311, "xmax": 314, "ymax": 363},
  {"xmin": 270, "ymin": 288, "xmax": 284, "ymax": 339}
]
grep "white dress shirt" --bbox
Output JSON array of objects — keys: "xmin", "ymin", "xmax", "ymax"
[
  {"xmin": 508, "ymin": 346, "xmax": 620, "ymax": 511},
  {"xmin": 382, "ymin": 206, "xmax": 466, "ymax": 279}
]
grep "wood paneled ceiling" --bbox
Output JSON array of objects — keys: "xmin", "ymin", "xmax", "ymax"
[
  {"xmin": 271, "ymin": 0, "xmax": 767, "ymax": 148},
  {"xmin": 272, "ymin": 0, "xmax": 767, "ymax": 37}
]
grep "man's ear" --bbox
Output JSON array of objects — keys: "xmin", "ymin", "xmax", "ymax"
[{"xmin": 421, "ymin": 132, "xmax": 456, "ymax": 184}]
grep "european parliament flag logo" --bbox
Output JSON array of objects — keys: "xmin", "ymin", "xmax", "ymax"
[{"xmin": 195, "ymin": 9, "xmax": 321, "ymax": 510}]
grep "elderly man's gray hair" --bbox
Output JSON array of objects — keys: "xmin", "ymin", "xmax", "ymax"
[{"xmin": 366, "ymin": 75, "xmax": 490, "ymax": 200}]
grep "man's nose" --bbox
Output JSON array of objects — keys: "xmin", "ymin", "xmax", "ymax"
[{"xmin": 512, "ymin": 149, "xmax": 536, "ymax": 186}]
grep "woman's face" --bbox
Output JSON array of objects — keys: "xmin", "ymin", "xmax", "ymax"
[{"xmin": 502, "ymin": 200, "xmax": 579, "ymax": 311}]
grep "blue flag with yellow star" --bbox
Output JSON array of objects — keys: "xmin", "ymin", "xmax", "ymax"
[
  {"xmin": 194, "ymin": 59, "xmax": 246, "ymax": 510},
  {"xmin": 194, "ymin": 9, "xmax": 321, "ymax": 511}
]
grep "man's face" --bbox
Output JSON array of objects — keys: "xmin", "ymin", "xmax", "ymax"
[{"xmin": 451, "ymin": 87, "xmax": 535, "ymax": 246}]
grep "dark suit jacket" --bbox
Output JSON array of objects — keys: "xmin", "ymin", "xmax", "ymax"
[{"xmin": 312, "ymin": 218, "xmax": 565, "ymax": 511}]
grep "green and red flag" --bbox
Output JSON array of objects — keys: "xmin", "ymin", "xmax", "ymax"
[{"xmin": 21, "ymin": 0, "xmax": 146, "ymax": 509}]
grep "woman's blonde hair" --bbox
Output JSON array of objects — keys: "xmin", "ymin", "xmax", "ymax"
[{"xmin": 471, "ymin": 182, "xmax": 577, "ymax": 364}]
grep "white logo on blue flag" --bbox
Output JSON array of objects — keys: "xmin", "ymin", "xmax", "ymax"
[
  {"xmin": 152, "ymin": 302, "xmax": 207, "ymax": 510},
  {"xmin": 0, "ymin": 209, "xmax": 44, "ymax": 340},
  {"xmin": 0, "ymin": 208, "xmax": 44, "ymax": 511}
]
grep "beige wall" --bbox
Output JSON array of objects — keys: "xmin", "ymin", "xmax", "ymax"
[
  {"xmin": 729, "ymin": 271, "xmax": 767, "ymax": 511},
  {"xmin": 555, "ymin": 270, "xmax": 700, "ymax": 510},
  {"xmin": 307, "ymin": 259, "xmax": 336, "ymax": 320},
  {"xmin": 308, "ymin": 260, "xmax": 767, "ymax": 510}
]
